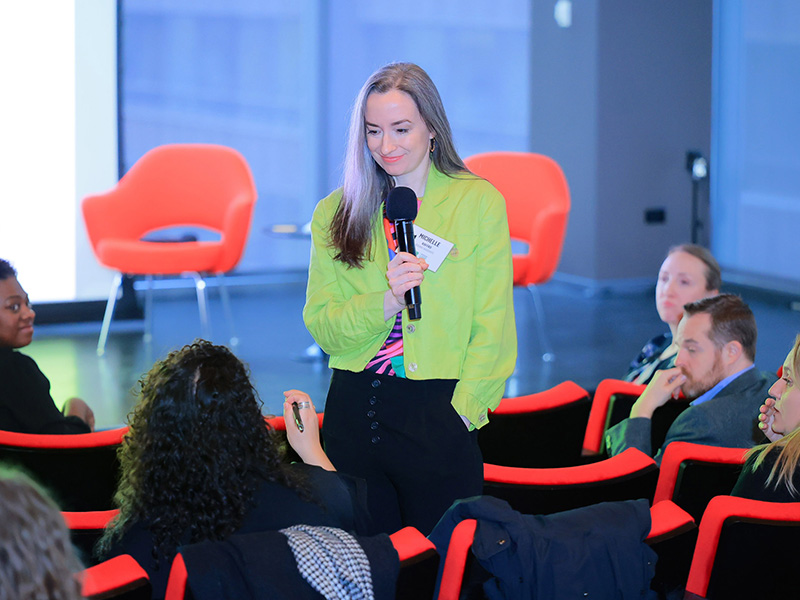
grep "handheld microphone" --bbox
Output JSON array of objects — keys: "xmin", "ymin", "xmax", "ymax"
[{"xmin": 386, "ymin": 186, "xmax": 421, "ymax": 320}]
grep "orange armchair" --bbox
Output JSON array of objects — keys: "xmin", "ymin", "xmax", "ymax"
[
  {"xmin": 82, "ymin": 144, "xmax": 257, "ymax": 355},
  {"xmin": 464, "ymin": 151, "xmax": 570, "ymax": 362}
]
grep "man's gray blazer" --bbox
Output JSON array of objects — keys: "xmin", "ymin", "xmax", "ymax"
[{"xmin": 605, "ymin": 367, "xmax": 776, "ymax": 464}]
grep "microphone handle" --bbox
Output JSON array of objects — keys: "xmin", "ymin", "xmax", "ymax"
[{"xmin": 394, "ymin": 219, "xmax": 422, "ymax": 320}]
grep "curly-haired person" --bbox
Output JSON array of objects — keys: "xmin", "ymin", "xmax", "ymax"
[
  {"xmin": 96, "ymin": 341, "xmax": 371, "ymax": 599},
  {"xmin": 0, "ymin": 467, "xmax": 83, "ymax": 600}
]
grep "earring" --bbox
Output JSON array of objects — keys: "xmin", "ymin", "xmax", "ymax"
[{"xmin": 430, "ymin": 138, "xmax": 436, "ymax": 153}]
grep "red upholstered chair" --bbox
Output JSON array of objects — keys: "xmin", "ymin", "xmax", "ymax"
[
  {"xmin": 390, "ymin": 526, "xmax": 440, "ymax": 600},
  {"xmin": 653, "ymin": 442, "xmax": 748, "ymax": 522},
  {"xmin": 436, "ymin": 518, "xmax": 478, "ymax": 600},
  {"xmin": 477, "ymin": 381, "xmax": 591, "ymax": 468},
  {"xmin": 684, "ymin": 496, "xmax": 800, "ymax": 599},
  {"xmin": 81, "ymin": 554, "xmax": 151, "ymax": 600},
  {"xmin": 82, "ymin": 143, "xmax": 257, "ymax": 355},
  {"xmin": 0, "ymin": 427, "xmax": 127, "ymax": 511},
  {"xmin": 582, "ymin": 378, "xmax": 689, "ymax": 457},
  {"xmin": 464, "ymin": 152, "xmax": 570, "ymax": 362},
  {"xmin": 63, "ymin": 508, "xmax": 119, "ymax": 567},
  {"xmin": 483, "ymin": 447, "xmax": 658, "ymax": 515},
  {"xmin": 647, "ymin": 500, "xmax": 698, "ymax": 597},
  {"xmin": 583, "ymin": 379, "xmax": 646, "ymax": 455},
  {"xmin": 164, "ymin": 552, "xmax": 189, "ymax": 600}
]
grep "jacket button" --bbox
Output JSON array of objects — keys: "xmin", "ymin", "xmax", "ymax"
[
  {"xmin": 371, "ymin": 435, "xmax": 381, "ymax": 444},
  {"xmin": 371, "ymin": 379, "xmax": 381, "ymax": 388},
  {"xmin": 406, "ymin": 324, "xmax": 415, "ymax": 333},
  {"xmin": 369, "ymin": 396, "xmax": 377, "ymax": 406},
  {"xmin": 408, "ymin": 362, "xmax": 418, "ymax": 372},
  {"xmin": 370, "ymin": 421, "xmax": 379, "ymax": 430},
  {"xmin": 367, "ymin": 410, "xmax": 376, "ymax": 418}
]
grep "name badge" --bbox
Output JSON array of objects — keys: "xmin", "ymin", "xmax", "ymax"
[{"xmin": 412, "ymin": 225, "xmax": 454, "ymax": 272}]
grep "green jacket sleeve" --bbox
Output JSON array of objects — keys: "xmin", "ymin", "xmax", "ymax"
[
  {"xmin": 449, "ymin": 186, "xmax": 517, "ymax": 428},
  {"xmin": 303, "ymin": 192, "xmax": 393, "ymax": 359}
]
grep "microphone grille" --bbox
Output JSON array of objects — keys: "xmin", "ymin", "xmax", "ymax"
[{"xmin": 385, "ymin": 186, "xmax": 418, "ymax": 221}]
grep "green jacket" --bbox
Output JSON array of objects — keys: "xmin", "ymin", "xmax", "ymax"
[{"xmin": 304, "ymin": 166, "xmax": 517, "ymax": 429}]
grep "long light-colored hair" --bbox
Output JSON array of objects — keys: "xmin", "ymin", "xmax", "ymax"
[
  {"xmin": 745, "ymin": 334, "xmax": 800, "ymax": 497},
  {"xmin": 330, "ymin": 62, "xmax": 467, "ymax": 267},
  {"xmin": 0, "ymin": 468, "xmax": 83, "ymax": 600}
]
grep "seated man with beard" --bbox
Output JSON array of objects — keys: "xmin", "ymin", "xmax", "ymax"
[{"xmin": 606, "ymin": 294, "xmax": 775, "ymax": 464}]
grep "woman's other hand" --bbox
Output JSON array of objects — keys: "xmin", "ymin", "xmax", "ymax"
[
  {"xmin": 64, "ymin": 397, "xmax": 95, "ymax": 431},
  {"xmin": 758, "ymin": 396, "xmax": 782, "ymax": 442},
  {"xmin": 282, "ymin": 390, "xmax": 335, "ymax": 471},
  {"xmin": 384, "ymin": 252, "xmax": 428, "ymax": 320}
]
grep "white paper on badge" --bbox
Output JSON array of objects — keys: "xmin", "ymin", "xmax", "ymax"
[{"xmin": 412, "ymin": 224, "xmax": 454, "ymax": 272}]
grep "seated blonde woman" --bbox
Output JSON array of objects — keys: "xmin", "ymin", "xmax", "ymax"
[{"xmin": 731, "ymin": 334, "xmax": 800, "ymax": 501}]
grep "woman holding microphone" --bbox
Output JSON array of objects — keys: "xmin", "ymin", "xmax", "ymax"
[{"xmin": 304, "ymin": 62, "xmax": 517, "ymax": 534}]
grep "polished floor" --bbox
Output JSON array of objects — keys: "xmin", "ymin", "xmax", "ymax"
[{"xmin": 27, "ymin": 273, "xmax": 800, "ymax": 429}]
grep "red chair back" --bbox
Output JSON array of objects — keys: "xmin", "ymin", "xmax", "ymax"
[
  {"xmin": 647, "ymin": 500, "xmax": 698, "ymax": 598},
  {"xmin": 685, "ymin": 496, "xmax": 800, "ymax": 599},
  {"xmin": 483, "ymin": 447, "xmax": 658, "ymax": 515},
  {"xmin": 164, "ymin": 553, "xmax": 189, "ymax": 600},
  {"xmin": 0, "ymin": 427, "xmax": 128, "ymax": 511},
  {"xmin": 390, "ymin": 526, "xmax": 440, "ymax": 600},
  {"xmin": 583, "ymin": 379, "xmax": 646, "ymax": 455},
  {"xmin": 478, "ymin": 381, "xmax": 591, "ymax": 468},
  {"xmin": 63, "ymin": 509, "xmax": 120, "ymax": 566},
  {"xmin": 436, "ymin": 518, "xmax": 477, "ymax": 600},
  {"xmin": 81, "ymin": 554, "xmax": 150, "ymax": 600},
  {"xmin": 464, "ymin": 151, "xmax": 570, "ymax": 286}
]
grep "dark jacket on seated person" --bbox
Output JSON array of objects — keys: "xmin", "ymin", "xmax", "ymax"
[
  {"xmin": 105, "ymin": 464, "xmax": 371, "ymax": 600},
  {"xmin": 181, "ymin": 527, "xmax": 398, "ymax": 600},
  {"xmin": 731, "ymin": 449, "xmax": 800, "ymax": 503},
  {"xmin": 429, "ymin": 495, "xmax": 657, "ymax": 600},
  {"xmin": 0, "ymin": 347, "xmax": 90, "ymax": 434},
  {"xmin": 606, "ymin": 367, "xmax": 774, "ymax": 464}
]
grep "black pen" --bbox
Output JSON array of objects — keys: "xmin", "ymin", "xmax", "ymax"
[{"xmin": 291, "ymin": 401, "xmax": 304, "ymax": 433}]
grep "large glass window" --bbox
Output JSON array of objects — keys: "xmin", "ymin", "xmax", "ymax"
[
  {"xmin": 121, "ymin": 0, "xmax": 531, "ymax": 272},
  {"xmin": 712, "ymin": 1, "xmax": 800, "ymax": 286}
]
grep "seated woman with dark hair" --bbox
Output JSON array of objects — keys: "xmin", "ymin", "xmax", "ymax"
[
  {"xmin": 0, "ymin": 258, "xmax": 94, "ymax": 433},
  {"xmin": 731, "ymin": 334, "xmax": 800, "ymax": 501},
  {"xmin": 96, "ymin": 341, "xmax": 370, "ymax": 599},
  {"xmin": 624, "ymin": 244, "xmax": 721, "ymax": 384}
]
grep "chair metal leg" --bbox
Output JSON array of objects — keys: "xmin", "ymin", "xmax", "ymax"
[
  {"xmin": 216, "ymin": 273, "xmax": 238, "ymax": 347},
  {"xmin": 143, "ymin": 275, "xmax": 154, "ymax": 344},
  {"xmin": 97, "ymin": 274, "xmax": 123, "ymax": 357},
  {"xmin": 527, "ymin": 284, "xmax": 555, "ymax": 362},
  {"xmin": 189, "ymin": 272, "xmax": 211, "ymax": 340}
]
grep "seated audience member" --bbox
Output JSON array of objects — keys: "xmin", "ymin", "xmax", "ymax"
[
  {"xmin": 606, "ymin": 294, "xmax": 775, "ymax": 464},
  {"xmin": 0, "ymin": 259, "xmax": 94, "ymax": 433},
  {"xmin": 732, "ymin": 334, "xmax": 800, "ymax": 501},
  {"xmin": 96, "ymin": 340, "xmax": 370, "ymax": 599},
  {"xmin": 624, "ymin": 244, "xmax": 720, "ymax": 384},
  {"xmin": 0, "ymin": 467, "xmax": 83, "ymax": 600}
]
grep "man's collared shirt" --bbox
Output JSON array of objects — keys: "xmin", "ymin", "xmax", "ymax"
[{"xmin": 690, "ymin": 364, "xmax": 755, "ymax": 406}]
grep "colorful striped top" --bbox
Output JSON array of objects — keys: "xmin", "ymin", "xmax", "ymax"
[{"xmin": 365, "ymin": 199, "xmax": 418, "ymax": 377}]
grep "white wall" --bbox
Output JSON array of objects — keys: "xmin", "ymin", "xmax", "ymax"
[{"xmin": 0, "ymin": 1, "xmax": 118, "ymax": 303}]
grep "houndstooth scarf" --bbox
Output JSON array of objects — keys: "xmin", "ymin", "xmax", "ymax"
[{"xmin": 280, "ymin": 525, "xmax": 374, "ymax": 600}]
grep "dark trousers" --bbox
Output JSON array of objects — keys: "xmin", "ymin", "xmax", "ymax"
[{"xmin": 323, "ymin": 369, "xmax": 483, "ymax": 536}]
